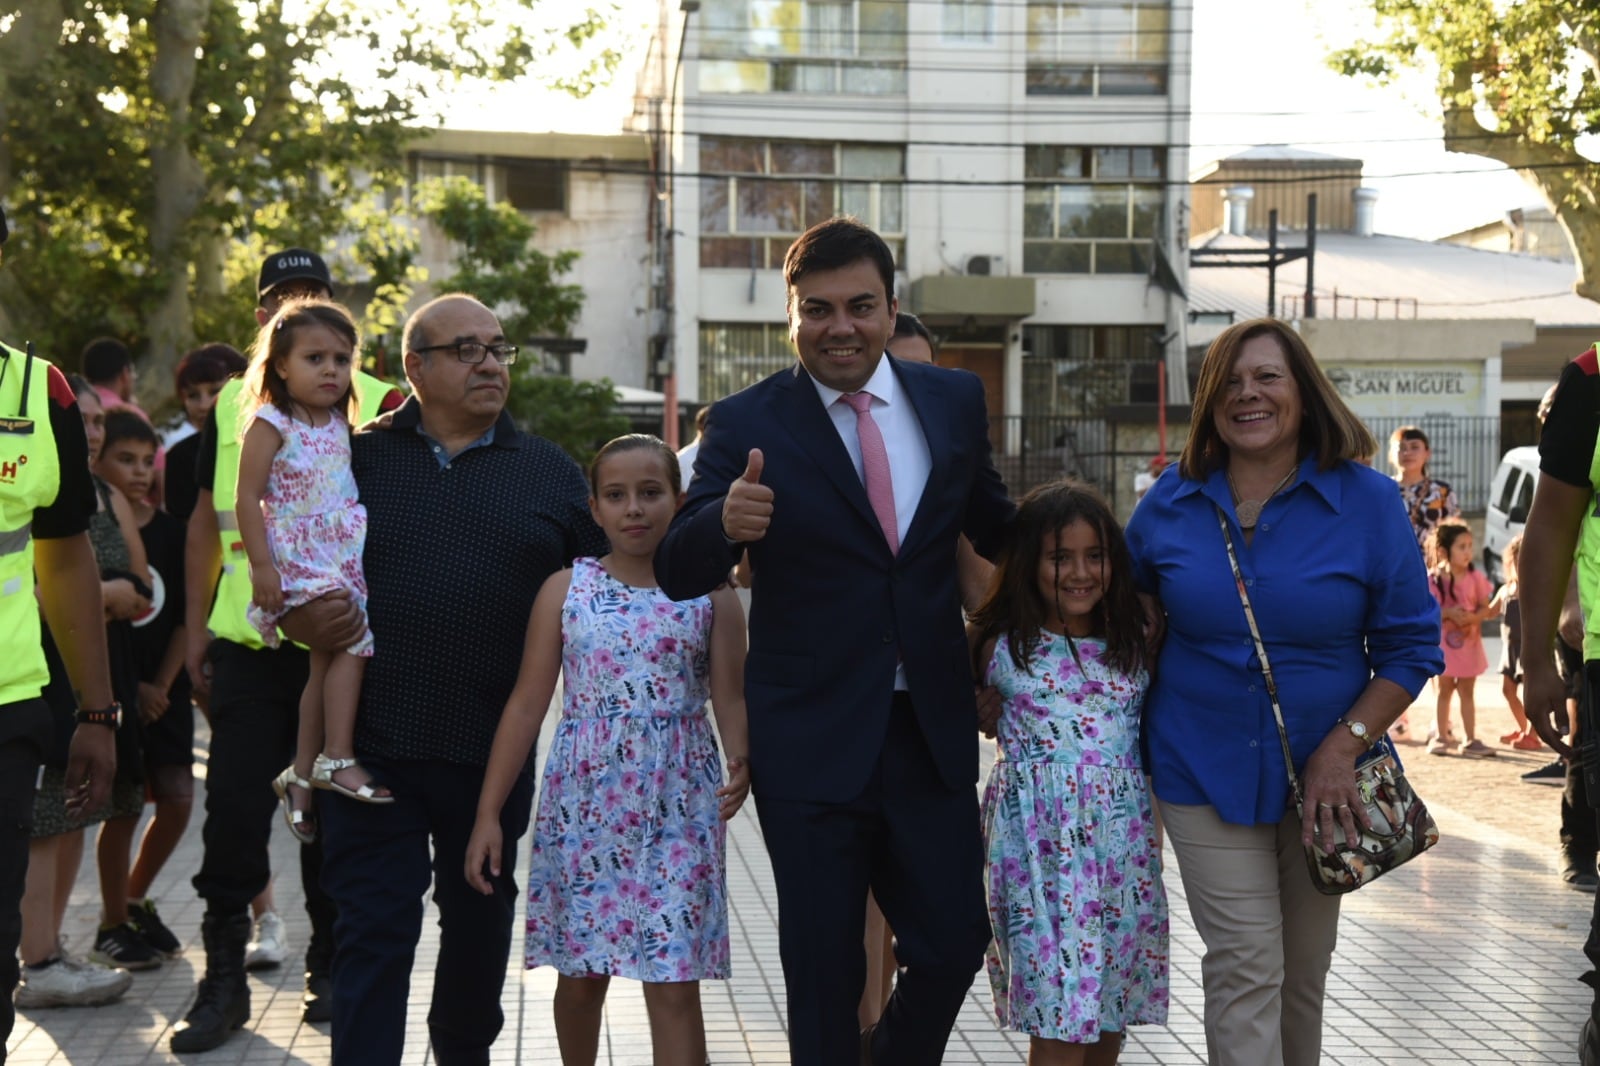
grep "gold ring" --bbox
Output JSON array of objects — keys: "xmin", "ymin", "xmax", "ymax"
[
  {"xmin": 1316, "ymin": 802, "xmax": 1333, "ymax": 810},
  {"xmin": 1337, "ymin": 803, "xmax": 1351, "ymax": 810}
]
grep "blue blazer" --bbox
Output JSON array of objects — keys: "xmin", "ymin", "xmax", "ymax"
[{"xmin": 656, "ymin": 357, "xmax": 1015, "ymax": 804}]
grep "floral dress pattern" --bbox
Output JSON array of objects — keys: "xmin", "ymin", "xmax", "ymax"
[
  {"xmin": 1397, "ymin": 477, "xmax": 1460, "ymax": 559},
  {"xmin": 524, "ymin": 557, "xmax": 729, "ymax": 981},
  {"xmin": 244, "ymin": 404, "xmax": 373, "ymax": 655},
  {"xmin": 981, "ymin": 632, "xmax": 1168, "ymax": 1042}
]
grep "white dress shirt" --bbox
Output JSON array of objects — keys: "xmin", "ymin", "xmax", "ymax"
[
  {"xmin": 810, "ymin": 355, "xmax": 932, "ymax": 551},
  {"xmin": 811, "ymin": 355, "xmax": 932, "ymax": 692}
]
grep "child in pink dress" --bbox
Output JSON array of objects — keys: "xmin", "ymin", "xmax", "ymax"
[
  {"xmin": 236, "ymin": 300, "xmax": 389, "ymax": 847},
  {"xmin": 1427, "ymin": 519, "xmax": 1499, "ymax": 758}
]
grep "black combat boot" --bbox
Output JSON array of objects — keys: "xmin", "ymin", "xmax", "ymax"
[{"xmin": 170, "ymin": 911, "xmax": 252, "ymax": 1052}]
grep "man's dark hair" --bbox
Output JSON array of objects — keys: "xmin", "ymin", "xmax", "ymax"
[
  {"xmin": 783, "ymin": 217, "xmax": 895, "ymax": 305},
  {"xmin": 102, "ymin": 407, "xmax": 159, "ymax": 451},
  {"xmin": 175, "ymin": 343, "xmax": 247, "ymax": 392},
  {"xmin": 893, "ymin": 312, "xmax": 933, "ymax": 346},
  {"xmin": 81, "ymin": 337, "xmax": 132, "ymax": 385}
]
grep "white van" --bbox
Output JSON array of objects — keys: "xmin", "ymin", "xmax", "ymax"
[{"xmin": 1483, "ymin": 447, "xmax": 1539, "ymax": 585}]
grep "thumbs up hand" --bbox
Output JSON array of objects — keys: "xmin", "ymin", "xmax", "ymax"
[{"xmin": 722, "ymin": 448, "xmax": 774, "ymax": 543}]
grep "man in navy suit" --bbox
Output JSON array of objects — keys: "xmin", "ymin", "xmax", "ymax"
[{"xmin": 656, "ymin": 217, "xmax": 1014, "ymax": 1065}]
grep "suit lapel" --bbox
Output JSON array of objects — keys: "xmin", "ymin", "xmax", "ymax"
[
  {"xmin": 771, "ymin": 366, "xmax": 883, "ymax": 537},
  {"xmin": 896, "ymin": 362, "xmax": 949, "ymax": 556}
]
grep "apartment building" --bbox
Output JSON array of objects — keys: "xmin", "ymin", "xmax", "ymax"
[{"xmin": 634, "ymin": 0, "xmax": 1194, "ymax": 471}]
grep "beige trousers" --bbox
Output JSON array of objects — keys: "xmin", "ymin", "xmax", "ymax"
[{"xmin": 1159, "ymin": 801, "xmax": 1342, "ymax": 1066}]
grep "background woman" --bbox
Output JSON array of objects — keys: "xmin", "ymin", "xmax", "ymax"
[
  {"xmin": 1125, "ymin": 318, "xmax": 1442, "ymax": 1066},
  {"xmin": 1389, "ymin": 425, "xmax": 1460, "ymax": 560}
]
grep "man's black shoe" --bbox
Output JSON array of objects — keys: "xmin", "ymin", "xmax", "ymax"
[
  {"xmin": 1563, "ymin": 852, "xmax": 1600, "ymax": 892},
  {"xmin": 303, "ymin": 972, "xmax": 333, "ymax": 1024},
  {"xmin": 170, "ymin": 912, "xmax": 251, "ymax": 1053}
]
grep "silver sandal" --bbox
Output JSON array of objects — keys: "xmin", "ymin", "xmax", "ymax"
[
  {"xmin": 311, "ymin": 754, "xmax": 395, "ymax": 804},
  {"xmin": 272, "ymin": 765, "xmax": 318, "ymax": 843}
]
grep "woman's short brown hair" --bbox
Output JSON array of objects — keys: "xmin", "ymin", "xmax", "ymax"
[{"xmin": 1179, "ymin": 318, "xmax": 1375, "ymax": 480}]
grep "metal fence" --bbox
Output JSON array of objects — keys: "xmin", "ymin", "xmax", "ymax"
[
  {"xmin": 989, "ymin": 413, "xmax": 1507, "ymax": 515},
  {"xmin": 1361, "ymin": 416, "xmax": 1503, "ymax": 513}
]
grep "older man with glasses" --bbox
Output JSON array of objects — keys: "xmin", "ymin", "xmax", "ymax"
[{"xmin": 281, "ymin": 293, "xmax": 608, "ymax": 1065}]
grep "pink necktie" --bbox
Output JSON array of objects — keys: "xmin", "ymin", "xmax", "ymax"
[{"xmin": 841, "ymin": 391, "xmax": 898, "ymax": 554}]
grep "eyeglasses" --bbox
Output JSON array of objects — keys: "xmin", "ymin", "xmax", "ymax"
[{"xmin": 413, "ymin": 342, "xmax": 519, "ymax": 366}]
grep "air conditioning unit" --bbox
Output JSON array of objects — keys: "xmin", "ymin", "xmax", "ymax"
[{"xmin": 965, "ymin": 254, "xmax": 1003, "ymax": 276}]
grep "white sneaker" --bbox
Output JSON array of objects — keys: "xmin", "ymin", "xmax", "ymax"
[
  {"xmin": 14, "ymin": 955, "xmax": 133, "ymax": 1008},
  {"xmin": 245, "ymin": 910, "xmax": 289, "ymax": 971}
]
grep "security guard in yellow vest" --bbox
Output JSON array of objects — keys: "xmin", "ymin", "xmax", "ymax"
[
  {"xmin": 172, "ymin": 249, "xmax": 401, "ymax": 1052},
  {"xmin": 0, "ymin": 201, "xmax": 120, "ymax": 1042},
  {"xmin": 1522, "ymin": 341, "xmax": 1600, "ymax": 1064}
]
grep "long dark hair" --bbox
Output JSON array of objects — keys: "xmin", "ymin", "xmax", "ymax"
[
  {"xmin": 969, "ymin": 479, "xmax": 1147, "ymax": 677},
  {"xmin": 243, "ymin": 299, "xmax": 359, "ymax": 424},
  {"xmin": 1430, "ymin": 518, "xmax": 1475, "ymax": 599}
]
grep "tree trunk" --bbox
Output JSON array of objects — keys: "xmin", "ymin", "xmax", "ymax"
[
  {"xmin": 141, "ymin": 0, "xmax": 211, "ymax": 408},
  {"xmin": 1441, "ymin": 62, "xmax": 1600, "ymax": 305}
]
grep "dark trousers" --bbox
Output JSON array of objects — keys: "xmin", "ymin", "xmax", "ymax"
[
  {"xmin": 318, "ymin": 757, "xmax": 534, "ymax": 1066},
  {"xmin": 190, "ymin": 640, "xmax": 336, "ymax": 970},
  {"xmin": 0, "ymin": 710, "xmax": 45, "ymax": 1060},
  {"xmin": 1581, "ymin": 663, "xmax": 1600, "ymax": 1015},
  {"xmin": 754, "ymin": 694, "xmax": 990, "ymax": 1066},
  {"xmin": 1566, "ymin": 639, "xmax": 1598, "ymax": 863}
]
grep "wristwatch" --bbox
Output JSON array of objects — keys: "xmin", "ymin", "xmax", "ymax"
[
  {"xmin": 75, "ymin": 703, "xmax": 121, "ymax": 729},
  {"xmin": 1337, "ymin": 716, "xmax": 1376, "ymax": 749}
]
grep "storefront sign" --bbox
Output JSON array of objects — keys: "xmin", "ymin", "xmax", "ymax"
[{"xmin": 1323, "ymin": 363, "xmax": 1483, "ymax": 419}]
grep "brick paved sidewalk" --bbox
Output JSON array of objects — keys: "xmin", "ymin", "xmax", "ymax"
[{"xmin": 8, "ymin": 633, "xmax": 1595, "ymax": 1064}]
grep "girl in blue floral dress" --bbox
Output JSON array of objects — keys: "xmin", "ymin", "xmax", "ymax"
[
  {"xmin": 968, "ymin": 480, "xmax": 1168, "ymax": 1065},
  {"xmin": 466, "ymin": 434, "xmax": 750, "ymax": 1066}
]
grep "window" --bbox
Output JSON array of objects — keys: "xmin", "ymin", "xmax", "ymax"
[
  {"xmin": 1021, "ymin": 325, "xmax": 1163, "ymax": 416},
  {"xmin": 699, "ymin": 322, "xmax": 795, "ymax": 400},
  {"xmin": 1023, "ymin": 146, "xmax": 1165, "ymax": 274},
  {"xmin": 699, "ymin": 0, "xmax": 907, "ymax": 94},
  {"xmin": 501, "ymin": 159, "xmax": 565, "ymax": 213},
  {"xmin": 410, "ymin": 154, "xmax": 567, "ymax": 215},
  {"xmin": 942, "ymin": 0, "xmax": 992, "ymax": 42},
  {"xmin": 1026, "ymin": 1, "xmax": 1168, "ymax": 96},
  {"xmin": 699, "ymin": 137, "xmax": 904, "ymax": 269}
]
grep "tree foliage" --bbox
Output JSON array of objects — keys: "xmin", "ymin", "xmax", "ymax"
[
  {"xmin": 507, "ymin": 374, "xmax": 629, "ymax": 468},
  {"xmin": 414, "ymin": 173, "xmax": 623, "ymax": 464},
  {"xmin": 0, "ymin": 0, "xmax": 620, "ymax": 408},
  {"xmin": 412, "ymin": 176, "xmax": 584, "ymax": 347},
  {"xmin": 1330, "ymin": 1, "xmax": 1600, "ymax": 301}
]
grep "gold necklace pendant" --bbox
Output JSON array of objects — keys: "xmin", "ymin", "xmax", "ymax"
[{"xmin": 1228, "ymin": 467, "xmax": 1296, "ymax": 531}]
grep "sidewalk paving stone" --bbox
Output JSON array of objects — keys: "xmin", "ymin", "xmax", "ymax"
[{"xmin": 8, "ymin": 634, "xmax": 1594, "ymax": 1063}]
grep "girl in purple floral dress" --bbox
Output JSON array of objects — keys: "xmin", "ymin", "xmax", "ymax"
[
  {"xmin": 466, "ymin": 434, "xmax": 750, "ymax": 1066},
  {"xmin": 968, "ymin": 480, "xmax": 1168, "ymax": 1064}
]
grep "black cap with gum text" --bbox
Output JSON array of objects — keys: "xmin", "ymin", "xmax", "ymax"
[{"xmin": 257, "ymin": 247, "xmax": 332, "ymax": 299}]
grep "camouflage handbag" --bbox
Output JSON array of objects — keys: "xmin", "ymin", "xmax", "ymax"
[
  {"xmin": 1298, "ymin": 739, "xmax": 1440, "ymax": 894},
  {"xmin": 1217, "ymin": 507, "xmax": 1440, "ymax": 895}
]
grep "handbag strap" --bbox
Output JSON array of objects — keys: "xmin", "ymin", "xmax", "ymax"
[{"xmin": 1214, "ymin": 506, "xmax": 1302, "ymax": 800}]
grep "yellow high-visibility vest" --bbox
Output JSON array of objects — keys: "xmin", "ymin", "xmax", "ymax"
[
  {"xmin": 1578, "ymin": 345, "xmax": 1600, "ymax": 660},
  {"xmin": 0, "ymin": 342, "xmax": 62, "ymax": 704}
]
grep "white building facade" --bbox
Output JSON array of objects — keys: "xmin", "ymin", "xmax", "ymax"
[{"xmin": 637, "ymin": 0, "xmax": 1195, "ymax": 442}]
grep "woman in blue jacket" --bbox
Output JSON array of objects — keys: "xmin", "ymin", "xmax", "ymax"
[{"xmin": 1126, "ymin": 318, "xmax": 1442, "ymax": 1066}]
